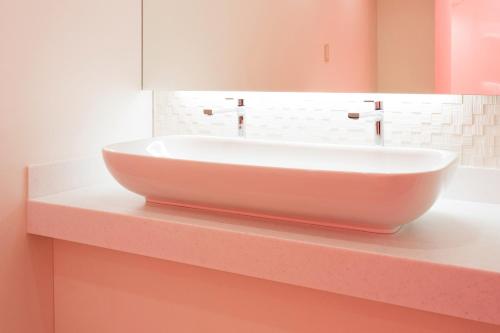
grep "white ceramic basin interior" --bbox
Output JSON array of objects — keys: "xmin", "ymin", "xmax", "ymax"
[{"xmin": 103, "ymin": 135, "xmax": 458, "ymax": 234}]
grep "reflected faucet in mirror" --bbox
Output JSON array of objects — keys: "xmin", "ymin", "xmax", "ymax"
[
  {"xmin": 348, "ymin": 101, "xmax": 384, "ymax": 146},
  {"xmin": 203, "ymin": 98, "xmax": 246, "ymax": 138}
]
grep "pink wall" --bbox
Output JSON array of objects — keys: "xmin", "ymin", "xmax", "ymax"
[
  {"xmin": 377, "ymin": 0, "xmax": 435, "ymax": 93},
  {"xmin": 435, "ymin": 0, "xmax": 500, "ymax": 94},
  {"xmin": 435, "ymin": 0, "xmax": 452, "ymax": 93},
  {"xmin": 144, "ymin": 0, "xmax": 377, "ymax": 92},
  {"xmin": 54, "ymin": 241, "xmax": 500, "ymax": 333},
  {"xmin": 0, "ymin": 1, "xmax": 151, "ymax": 332},
  {"xmin": 310, "ymin": 0, "xmax": 377, "ymax": 92}
]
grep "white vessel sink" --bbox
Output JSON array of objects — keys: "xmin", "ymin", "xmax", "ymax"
[{"xmin": 103, "ymin": 135, "xmax": 458, "ymax": 233}]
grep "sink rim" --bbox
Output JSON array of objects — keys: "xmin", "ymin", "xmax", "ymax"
[{"xmin": 103, "ymin": 135, "xmax": 459, "ymax": 176}]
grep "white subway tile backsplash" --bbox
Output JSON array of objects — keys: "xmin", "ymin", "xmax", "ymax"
[{"xmin": 154, "ymin": 91, "xmax": 500, "ymax": 169}]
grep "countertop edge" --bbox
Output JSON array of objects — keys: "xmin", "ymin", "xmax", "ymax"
[{"xmin": 27, "ymin": 196, "xmax": 500, "ymax": 326}]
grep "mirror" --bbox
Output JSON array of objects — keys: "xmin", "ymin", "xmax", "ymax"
[{"xmin": 143, "ymin": 0, "xmax": 500, "ymax": 95}]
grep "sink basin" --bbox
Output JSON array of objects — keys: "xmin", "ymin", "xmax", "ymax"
[{"xmin": 103, "ymin": 135, "xmax": 458, "ymax": 233}]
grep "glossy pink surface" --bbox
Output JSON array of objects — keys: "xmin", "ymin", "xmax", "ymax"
[
  {"xmin": 104, "ymin": 136, "xmax": 458, "ymax": 233},
  {"xmin": 435, "ymin": 0, "xmax": 500, "ymax": 94},
  {"xmin": 435, "ymin": 0, "xmax": 452, "ymax": 93}
]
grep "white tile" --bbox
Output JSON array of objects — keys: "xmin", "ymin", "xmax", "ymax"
[{"xmin": 154, "ymin": 91, "xmax": 500, "ymax": 169}]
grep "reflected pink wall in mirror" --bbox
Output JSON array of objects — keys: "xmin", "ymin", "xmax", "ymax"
[
  {"xmin": 436, "ymin": 0, "xmax": 500, "ymax": 95},
  {"xmin": 435, "ymin": 0, "xmax": 452, "ymax": 93}
]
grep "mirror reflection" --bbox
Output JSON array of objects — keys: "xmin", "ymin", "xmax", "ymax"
[
  {"xmin": 333, "ymin": 0, "xmax": 500, "ymax": 95},
  {"xmin": 144, "ymin": 0, "xmax": 500, "ymax": 95},
  {"xmin": 379, "ymin": 0, "xmax": 500, "ymax": 95}
]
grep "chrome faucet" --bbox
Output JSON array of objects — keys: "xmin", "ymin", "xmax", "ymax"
[
  {"xmin": 348, "ymin": 100, "xmax": 384, "ymax": 146},
  {"xmin": 203, "ymin": 98, "xmax": 246, "ymax": 138}
]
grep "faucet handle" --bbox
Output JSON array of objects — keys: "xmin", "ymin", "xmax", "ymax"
[
  {"xmin": 363, "ymin": 100, "xmax": 383, "ymax": 110},
  {"xmin": 225, "ymin": 97, "xmax": 245, "ymax": 107}
]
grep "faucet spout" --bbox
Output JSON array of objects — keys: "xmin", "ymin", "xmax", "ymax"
[
  {"xmin": 203, "ymin": 98, "xmax": 246, "ymax": 138},
  {"xmin": 348, "ymin": 111, "xmax": 383, "ymax": 121},
  {"xmin": 348, "ymin": 101, "xmax": 384, "ymax": 146}
]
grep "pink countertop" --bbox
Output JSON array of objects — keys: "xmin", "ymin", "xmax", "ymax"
[{"xmin": 28, "ymin": 182, "xmax": 500, "ymax": 325}]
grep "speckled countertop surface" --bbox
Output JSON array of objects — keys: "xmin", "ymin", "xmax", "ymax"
[{"xmin": 28, "ymin": 182, "xmax": 500, "ymax": 325}]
